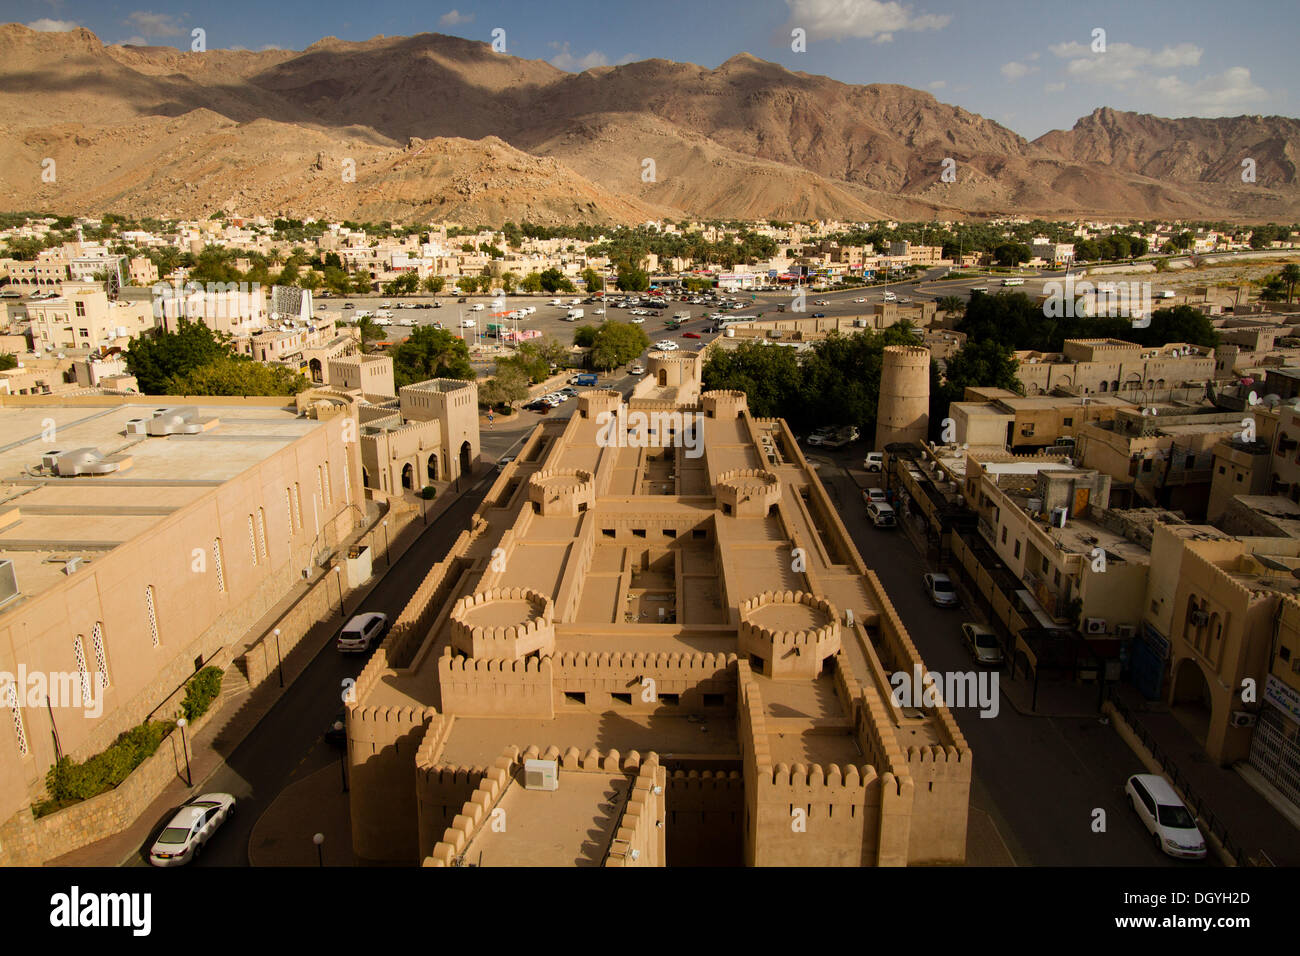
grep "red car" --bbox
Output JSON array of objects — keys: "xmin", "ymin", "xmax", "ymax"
[{"xmin": 682, "ymin": 331, "xmax": 701, "ymax": 339}]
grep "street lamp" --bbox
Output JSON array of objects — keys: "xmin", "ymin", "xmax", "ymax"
[
  {"xmin": 176, "ymin": 717, "xmax": 192, "ymax": 787},
  {"xmin": 273, "ymin": 627, "xmax": 284, "ymax": 688},
  {"xmin": 382, "ymin": 519, "xmax": 390, "ymax": 567},
  {"xmin": 334, "ymin": 722, "xmax": 349, "ymax": 792},
  {"xmin": 333, "ymin": 565, "xmax": 344, "ymax": 615},
  {"xmin": 313, "ymin": 832, "xmax": 325, "ymax": 867}
]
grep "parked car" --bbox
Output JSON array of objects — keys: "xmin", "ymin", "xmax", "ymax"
[
  {"xmin": 629, "ymin": 363, "xmax": 646, "ymax": 375},
  {"xmin": 682, "ymin": 331, "xmax": 701, "ymax": 339},
  {"xmin": 148, "ymin": 793, "xmax": 236, "ymax": 866},
  {"xmin": 337, "ymin": 612, "xmax": 389, "ymax": 653},
  {"xmin": 812, "ymin": 312, "xmax": 827, "ymax": 318},
  {"xmin": 867, "ymin": 501, "xmax": 897, "ymax": 528},
  {"xmin": 960, "ymin": 623, "xmax": 1004, "ymax": 666},
  {"xmin": 496, "ymin": 456, "xmax": 515, "ymax": 471},
  {"xmin": 1125, "ymin": 774, "xmax": 1207, "ymax": 859},
  {"xmin": 864, "ymin": 452, "xmax": 884, "ymax": 472},
  {"xmin": 923, "ymin": 572, "xmax": 959, "ymax": 608},
  {"xmin": 863, "ymin": 487, "xmax": 887, "ymax": 506},
  {"xmin": 343, "ymin": 303, "xmax": 355, "ymax": 310}
]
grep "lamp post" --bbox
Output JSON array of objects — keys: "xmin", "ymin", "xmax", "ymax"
[
  {"xmin": 176, "ymin": 717, "xmax": 192, "ymax": 787},
  {"xmin": 334, "ymin": 722, "xmax": 349, "ymax": 792},
  {"xmin": 382, "ymin": 520, "xmax": 390, "ymax": 567},
  {"xmin": 313, "ymin": 832, "xmax": 325, "ymax": 867},
  {"xmin": 333, "ymin": 565, "xmax": 343, "ymax": 615},
  {"xmin": 273, "ymin": 627, "xmax": 284, "ymax": 688}
]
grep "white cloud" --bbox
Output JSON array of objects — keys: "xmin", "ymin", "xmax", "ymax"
[
  {"xmin": 1045, "ymin": 81, "xmax": 1066, "ymax": 93},
  {"xmin": 1000, "ymin": 61, "xmax": 1037, "ymax": 81},
  {"xmin": 549, "ymin": 42, "xmax": 609, "ymax": 72},
  {"xmin": 928, "ymin": 80, "xmax": 946, "ymax": 90},
  {"xmin": 27, "ymin": 19, "xmax": 79, "ymax": 32},
  {"xmin": 785, "ymin": 0, "xmax": 950, "ymax": 42},
  {"xmin": 439, "ymin": 10, "xmax": 475, "ymax": 27},
  {"xmin": 126, "ymin": 11, "xmax": 185, "ymax": 37},
  {"xmin": 1048, "ymin": 38, "xmax": 1265, "ymax": 114},
  {"xmin": 1153, "ymin": 67, "xmax": 1267, "ymax": 115}
]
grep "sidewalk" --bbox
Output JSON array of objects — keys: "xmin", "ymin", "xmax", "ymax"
[
  {"xmin": 1108, "ymin": 683, "xmax": 1300, "ymax": 866},
  {"xmin": 48, "ymin": 463, "xmax": 493, "ymax": 867}
]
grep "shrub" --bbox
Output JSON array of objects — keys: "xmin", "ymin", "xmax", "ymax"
[
  {"xmin": 36, "ymin": 720, "xmax": 174, "ymax": 816},
  {"xmin": 181, "ymin": 666, "xmax": 224, "ymax": 722},
  {"xmin": 420, "ymin": 485, "xmax": 437, "ymax": 500}
]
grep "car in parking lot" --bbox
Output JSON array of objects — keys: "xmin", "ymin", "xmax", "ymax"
[
  {"xmin": 1125, "ymin": 774, "xmax": 1207, "ymax": 859},
  {"xmin": 866, "ymin": 501, "xmax": 896, "ymax": 528},
  {"xmin": 960, "ymin": 623, "xmax": 1004, "ymax": 666},
  {"xmin": 654, "ymin": 340, "xmax": 679, "ymax": 351},
  {"xmin": 682, "ymin": 331, "xmax": 700, "ymax": 339},
  {"xmin": 630, "ymin": 316, "xmax": 645, "ymax": 324},
  {"xmin": 149, "ymin": 793, "xmax": 236, "ymax": 866},
  {"xmin": 629, "ymin": 363, "xmax": 646, "ymax": 375},
  {"xmin": 864, "ymin": 452, "xmax": 884, "ymax": 472},
  {"xmin": 862, "ymin": 487, "xmax": 887, "ymax": 506},
  {"xmin": 337, "ymin": 612, "xmax": 389, "ymax": 653},
  {"xmin": 923, "ymin": 572, "xmax": 959, "ymax": 608},
  {"xmin": 343, "ymin": 303, "xmax": 355, "ymax": 309}
]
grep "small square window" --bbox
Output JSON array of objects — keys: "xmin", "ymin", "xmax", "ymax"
[
  {"xmin": 602, "ymin": 529, "xmax": 615, "ymax": 538},
  {"xmin": 663, "ymin": 529, "xmax": 676, "ymax": 538},
  {"xmin": 611, "ymin": 693, "xmax": 632, "ymax": 705},
  {"xmin": 564, "ymin": 691, "xmax": 586, "ymax": 705},
  {"xmin": 632, "ymin": 528, "xmax": 646, "ymax": 537}
]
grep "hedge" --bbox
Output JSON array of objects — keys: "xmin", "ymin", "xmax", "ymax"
[
  {"xmin": 35, "ymin": 721, "xmax": 175, "ymax": 817},
  {"xmin": 181, "ymin": 666, "xmax": 223, "ymax": 722}
]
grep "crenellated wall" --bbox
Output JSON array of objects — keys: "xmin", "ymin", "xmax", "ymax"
[
  {"xmin": 738, "ymin": 590, "xmax": 842, "ymax": 678},
  {"xmin": 437, "ymin": 650, "xmax": 555, "ymax": 718},
  {"xmin": 604, "ymin": 755, "xmax": 667, "ymax": 867},
  {"xmin": 552, "ymin": 650, "xmax": 737, "ymax": 713}
]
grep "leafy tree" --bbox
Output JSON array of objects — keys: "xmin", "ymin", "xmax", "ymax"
[
  {"xmin": 1281, "ymin": 263, "xmax": 1300, "ymax": 304},
  {"xmin": 539, "ymin": 268, "xmax": 572, "ymax": 294},
  {"xmin": 299, "ymin": 271, "xmax": 322, "ymax": 292},
  {"xmin": 391, "ymin": 325, "xmax": 476, "ymax": 388},
  {"xmin": 616, "ymin": 265, "xmax": 649, "ymax": 291},
  {"xmin": 125, "ymin": 319, "xmax": 233, "ymax": 394},
  {"xmin": 422, "ymin": 275, "xmax": 445, "ymax": 295},
  {"xmin": 573, "ymin": 325, "xmax": 598, "ymax": 348},
  {"xmin": 580, "ymin": 267, "xmax": 603, "ymax": 292},
  {"xmin": 479, "ymin": 365, "xmax": 530, "ymax": 407},
  {"xmin": 457, "ymin": 276, "xmax": 478, "ymax": 294},
  {"xmin": 0, "ymin": 353, "xmax": 16, "ymax": 371},
  {"xmin": 992, "ymin": 242, "xmax": 1031, "ymax": 266},
  {"xmin": 939, "ymin": 339, "xmax": 1023, "ymax": 408},
  {"xmin": 936, "ymin": 295, "xmax": 965, "ymax": 320},
  {"xmin": 521, "ymin": 271, "xmax": 544, "ymax": 293},
  {"xmin": 587, "ymin": 321, "xmax": 648, "ymax": 369},
  {"xmin": 167, "ymin": 357, "xmax": 309, "ymax": 396},
  {"xmin": 501, "ymin": 271, "xmax": 519, "ymax": 294}
]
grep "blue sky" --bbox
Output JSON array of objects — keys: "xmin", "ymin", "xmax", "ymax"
[{"xmin": 14, "ymin": 0, "xmax": 1298, "ymax": 139}]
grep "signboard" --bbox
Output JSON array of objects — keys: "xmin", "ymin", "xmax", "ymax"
[{"xmin": 1264, "ymin": 674, "xmax": 1300, "ymax": 725}]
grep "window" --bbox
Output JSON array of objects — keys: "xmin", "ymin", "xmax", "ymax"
[
  {"xmin": 78, "ymin": 328, "xmax": 88, "ymax": 338},
  {"xmin": 663, "ymin": 529, "xmax": 676, "ymax": 538},
  {"xmin": 564, "ymin": 691, "xmax": 586, "ymax": 705},
  {"xmin": 1236, "ymin": 473, "xmax": 1243, "ymax": 482},
  {"xmin": 1063, "ymin": 417, "xmax": 1073, "ymax": 427},
  {"xmin": 213, "ymin": 538, "xmax": 226, "ymax": 593},
  {"xmin": 1013, "ymin": 540, "xmax": 1021, "ymax": 559},
  {"xmin": 145, "ymin": 585, "xmax": 159, "ymax": 647},
  {"xmin": 73, "ymin": 636, "xmax": 90, "ymax": 702},
  {"xmin": 7, "ymin": 683, "xmax": 27, "ymax": 757},
  {"xmin": 693, "ymin": 529, "xmax": 707, "ymax": 539},
  {"xmin": 611, "ymin": 693, "xmax": 632, "ymax": 705},
  {"xmin": 1042, "ymin": 557, "xmax": 1049, "ymax": 574},
  {"xmin": 633, "ymin": 528, "xmax": 646, "ymax": 538},
  {"xmin": 1142, "ymin": 459, "xmax": 1153, "ymax": 472},
  {"xmin": 75, "ymin": 301, "xmax": 85, "ymax": 317},
  {"xmin": 294, "ymin": 484, "xmax": 303, "ymax": 530},
  {"xmin": 602, "ymin": 529, "xmax": 615, "ymax": 538},
  {"xmin": 285, "ymin": 487, "xmax": 294, "ymax": 535},
  {"xmin": 322, "ymin": 464, "xmax": 332, "ymax": 506},
  {"xmin": 248, "ymin": 515, "xmax": 258, "ymax": 566},
  {"xmin": 659, "ymin": 692, "xmax": 680, "ymax": 706},
  {"xmin": 91, "ymin": 623, "xmax": 109, "ymax": 688},
  {"xmin": 342, "ymin": 462, "xmax": 351, "ymax": 505},
  {"xmin": 256, "ymin": 508, "xmax": 268, "ymax": 560},
  {"xmin": 1001, "ymin": 526, "xmax": 1007, "ymax": 544},
  {"xmin": 1218, "ymin": 466, "xmax": 1226, "ymax": 475}
]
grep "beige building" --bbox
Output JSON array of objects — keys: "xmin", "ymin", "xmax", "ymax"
[
  {"xmin": 1015, "ymin": 339, "xmax": 1215, "ymax": 397},
  {"xmin": 0, "ymin": 396, "xmax": 364, "ymax": 864},
  {"xmin": 346, "ymin": 352, "xmax": 970, "ymax": 867},
  {"xmin": 26, "ymin": 283, "xmax": 156, "ymax": 352},
  {"xmin": 951, "ymin": 389, "xmax": 1131, "ymax": 454},
  {"xmin": 356, "ymin": 378, "xmax": 480, "ymax": 495}
]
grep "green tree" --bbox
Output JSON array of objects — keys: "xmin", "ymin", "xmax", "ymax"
[
  {"xmin": 938, "ymin": 339, "xmax": 1023, "ymax": 409},
  {"xmin": 457, "ymin": 276, "xmax": 478, "ymax": 295},
  {"xmin": 391, "ymin": 325, "xmax": 476, "ymax": 388},
  {"xmin": 539, "ymin": 268, "xmax": 568, "ymax": 293},
  {"xmin": 167, "ymin": 357, "xmax": 309, "ymax": 396},
  {"xmin": 1281, "ymin": 263, "xmax": 1300, "ymax": 304},
  {"xmin": 936, "ymin": 295, "xmax": 965, "ymax": 320},
  {"xmin": 0, "ymin": 353, "xmax": 17, "ymax": 371},
  {"xmin": 501, "ymin": 271, "xmax": 519, "ymax": 295},
  {"xmin": 125, "ymin": 319, "xmax": 233, "ymax": 394},
  {"xmin": 521, "ymin": 271, "xmax": 544, "ymax": 293},
  {"xmin": 587, "ymin": 321, "xmax": 649, "ymax": 369},
  {"xmin": 422, "ymin": 275, "xmax": 446, "ymax": 295},
  {"xmin": 573, "ymin": 325, "xmax": 598, "ymax": 348},
  {"xmin": 580, "ymin": 267, "xmax": 603, "ymax": 292},
  {"xmin": 616, "ymin": 265, "xmax": 649, "ymax": 291}
]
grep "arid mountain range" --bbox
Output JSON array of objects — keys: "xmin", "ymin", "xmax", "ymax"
[{"xmin": 1, "ymin": 24, "xmax": 1296, "ymax": 225}]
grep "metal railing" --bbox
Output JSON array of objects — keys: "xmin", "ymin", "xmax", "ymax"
[{"xmin": 1106, "ymin": 687, "xmax": 1248, "ymax": 866}]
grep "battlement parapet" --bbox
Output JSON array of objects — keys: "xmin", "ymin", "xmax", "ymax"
[
  {"xmin": 738, "ymin": 590, "xmax": 842, "ymax": 678},
  {"xmin": 449, "ymin": 587, "xmax": 556, "ymax": 660}
]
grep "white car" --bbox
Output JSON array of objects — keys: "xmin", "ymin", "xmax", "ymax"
[
  {"xmin": 460, "ymin": 319, "xmax": 476, "ymax": 328},
  {"xmin": 149, "ymin": 793, "xmax": 236, "ymax": 866},
  {"xmin": 854, "ymin": 297, "xmax": 867, "ymax": 303},
  {"xmin": 470, "ymin": 303, "xmax": 485, "ymax": 311},
  {"xmin": 629, "ymin": 363, "xmax": 646, "ymax": 375},
  {"xmin": 630, "ymin": 316, "xmax": 645, "ymax": 324},
  {"xmin": 867, "ymin": 501, "xmax": 897, "ymax": 529},
  {"xmin": 862, "ymin": 487, "xmax": 887, "ymax": 506},
  {"xmin": 923, "ymin": 572, "xmax": 959, "ymax": 608},
  {"xmin": 654, "ymin": 340, "xmax": 679, "ymax": 351},
  {"xmin": 337, "ymin": 611, "xmax": 389, "ymax": 653},
  {"xmin": 960, "ymin": 623, "xmax": 1005, "ymax": 667},
  {"xmin": 1126, "ymin": 774, "xmax": 1207, "ymax": 860},
  {"xmin": 593, "ymin": 308, "xmax": 605, "ymax": 315},
  {"xmin": 864, "ymin": 452, "xmax": 884, "ymax": 472}
]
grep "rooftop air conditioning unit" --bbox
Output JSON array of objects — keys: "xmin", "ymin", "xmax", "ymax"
[
  {"xmin": 41, "ymin": 450, "xmax": 63, "ymax": 470},
  {"xmin": 1084, "ymin": 617, "xmax": 1107, "ymax": 635},
  {"xmin": 524, "ymin": 758, "xmax": 558, "ymax": 791},
  {"xmin": 1050, "ymin": 507, "xmax": 1068, "ymax": 528},
  {"xmin": 1230, "ymin": 711, "xmax": 1257, "ymax": 729},
  {"xmin": 125, "ymin": 418, "xmax": 148, "ymax": 435}
]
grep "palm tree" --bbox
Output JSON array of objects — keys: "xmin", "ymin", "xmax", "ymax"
[
  {"xmin": 937, "ymin": 295, "xmax": 965, "ymax": 320},
  {"xmin": 1281, "ymin": 264, "xmax": 1300, "ymax": 304}
]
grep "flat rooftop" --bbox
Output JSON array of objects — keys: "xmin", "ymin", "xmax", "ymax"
[{"xmin": 0, "ymin": 401, "xmax": 322, "ymax": 611}]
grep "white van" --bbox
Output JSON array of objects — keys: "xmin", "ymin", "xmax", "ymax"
[
  {"xmin": 882, "ymin": 291, "xmax": 897, "ymax": 302},
  {"xmin": 566, "ymin": 308, "xmax": 584, "ymax": 320}
]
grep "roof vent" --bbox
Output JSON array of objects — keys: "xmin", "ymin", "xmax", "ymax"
[
  {"xmin": 146, "ymin": 406, "xmax": 215, "ymax": 436},
  {"xmin": 49, "ymin": 447, "xmax": 132, "ymax": 476}
]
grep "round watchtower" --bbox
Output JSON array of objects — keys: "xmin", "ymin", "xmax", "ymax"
[{"xmin": 876, "ymin": 345, "xmax": 930, "ymax": 449}]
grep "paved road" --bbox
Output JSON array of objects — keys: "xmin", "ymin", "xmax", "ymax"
[
  {"xmin": 127, "ymin": 473, "xmax": 495, "ymax": 867},
  {"xmin": 811, "ymin": 447, "xmax": 1187, "ymax": 866}
]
